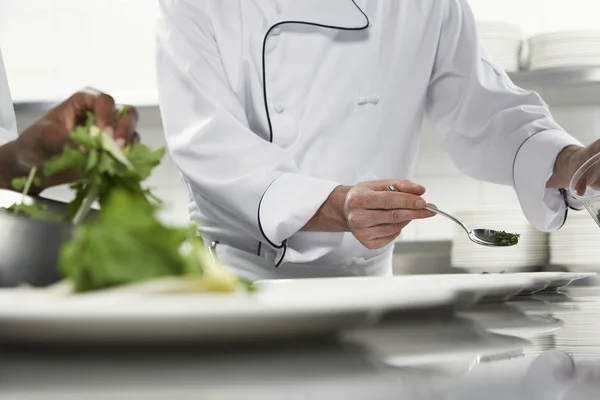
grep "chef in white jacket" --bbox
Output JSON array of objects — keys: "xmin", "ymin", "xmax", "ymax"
[
  {"xmin": 156, "ymin": 0, "xmax": 600, "ymax": 280},
  {"xmin": 0, "ymin": 50, "xmax": 139, "ymax": 192}
]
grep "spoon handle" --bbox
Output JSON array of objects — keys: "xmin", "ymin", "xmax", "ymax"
[
  {"xmin": 385, "ymin": 185, "xmax": 472, "ymax": 235},
  {"xmin": 424, "ymin": 205, "xmax": 471, "ymax": 235}
]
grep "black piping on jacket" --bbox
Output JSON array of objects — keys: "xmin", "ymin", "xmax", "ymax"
[{"xmin": 256, "ymin": 0, "xmax": 370, "ymax": 266}]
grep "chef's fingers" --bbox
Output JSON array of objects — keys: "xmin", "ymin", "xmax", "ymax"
[
  {"xmin": 361, "ymin": 232, "xmax": 403, "ymax": 250},
  {"xmin": 114, "ymin": 105, "xmax": 139, "ymax": 147},
  {"xmin": 575, "ymin": 178, "xmax": 587, "ymax": 196},
  {"xmin": 369, "ymin": 180, "xmax": 426, "ymax": 195},
  {"xmin": 58, "ymin": 89, "xmax": 101, "ymax": 132},
  {"xmin": 131, "ymin": 131, "xmax": 141, "ymax": 144},
  {"xmin": 575, "ymin": 166, "xmax": 594, "ymax": 195},
  {"xmin": 353, "ymin": 221, "xmax": 410, "ymax": 242},
  {"xmin": 93, "ymin": 93, "xmax": 117, "ymax": 136},
  {"xmin": 64, "ymin": 89, "xmax": 117, "ymax": 135},
  {"xmin": 584, "ymin": 163, "xmax": 600, "ymax": 192},
  {"xmin": 348, "ymin": 191, "xmax": 426, "ymax": 211},
  {"xmin": 347, "ymin": 208, "xmax": 434, "ymax": 228}
]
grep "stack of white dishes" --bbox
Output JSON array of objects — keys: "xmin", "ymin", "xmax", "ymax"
[
  {"xmin": 477, "ymin": 21, "xmax": 523, "ymax": 72},
  {"xmin": 451, "ymin": 207, "xmax": 549, "ymax": 273},
  {"xmin": 550, "ymin": 211, "xmax": 600, "ymax": 272},
  {"xmin": 529, "ymin": 31, "xmax": 600, "ymax": 70}
]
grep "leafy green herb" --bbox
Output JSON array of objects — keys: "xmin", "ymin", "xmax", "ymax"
[
  {"xmin": 3, "ymin": 110, "xmax": 253, "ymax": 294},
  {"xmin": 1, "ymin": 167, "xmax": 61, "ymax": 221},
  {"xmin": 115, "ymin": 105, "xmax": 131, "ymax": 120},
  {"xmin": 43, "ymin": 146, "xmax": 87, "ymax": 177},
  {"xmin": 60, "ymin": 190, "xmax": 248, "ymax": 293},
  {"xmin": 11, "ymin": 175, "xmax": 41, "ymax": 191},
  {"xmin": 2, "ymin": 203, "xmax": 62, "ymax": 221},
  {"xmin": 44, "ymin": 111, "xmax": 164, "ymax": 223},
  {"xmin": 493, "ymin": 231, "xmax": 520, "ymax": 247}
]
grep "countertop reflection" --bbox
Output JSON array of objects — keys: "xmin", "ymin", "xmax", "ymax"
[{"xmin": 1, "ymin": 286, "xmax": 600, "ymax": 399}]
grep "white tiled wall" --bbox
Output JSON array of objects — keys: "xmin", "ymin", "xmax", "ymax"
[
  {"xmin": 2, "ymin": 0, "xmax": 600, "ymax": 102},
  {"xmin": 5, "ymin": 1, "xmax": 600, "ymax": 239}
]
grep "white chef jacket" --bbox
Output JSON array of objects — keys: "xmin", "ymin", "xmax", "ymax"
[
  {"xmin": 0, "ymin": 49, "xmax": 17, "ymax": 145},
  {"xmin": 156, "ymin": 0, "xmax": 582, "ymax": 280}
]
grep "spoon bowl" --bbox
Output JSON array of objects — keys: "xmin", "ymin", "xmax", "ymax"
[{"xmin": 470, "ymin": 228, "xmax": 503, "ymax": 247}]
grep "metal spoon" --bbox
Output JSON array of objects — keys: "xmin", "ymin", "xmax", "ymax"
[{"xmin": 386, "ymin": 185, "xmax": 511, "ymax": 247}]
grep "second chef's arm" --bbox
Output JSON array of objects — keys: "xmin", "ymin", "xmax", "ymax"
[
  {"xmin": 156, "ymin": 1, "xmax": 342, "ymax": 265},
  {"xmin": 425, "ymin": 0, "xmax": 583, "ymax": 232}
]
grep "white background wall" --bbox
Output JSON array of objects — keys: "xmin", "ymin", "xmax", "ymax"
[{"xmin": 3, "ymin": 0, "xmax": 600, "ymax": 240}]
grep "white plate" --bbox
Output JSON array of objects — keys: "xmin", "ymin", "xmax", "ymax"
[
  {"xmin": 0, "ymin": 280, "xmax": 456, "ymax": 344},
  {"xmin": 514, "ymin": 272, "xmax": 596, "ymax": 291},
  {"xmin": 530, "ymin": 49, "xmax": 600, "ymax": 57},
  {"xmin": 555, "ymin": 265, "xmax": 600, "ymax": 273},
  {"xmin": 531, "ymin": 60, "xmax": 600, "ymax": 70},
  {"xmin": 447, "ymin": 272, "xmax": 593, "ymax": 294},
  {"xmin": 460, "ymin": 307, "xmax": 564, "ymax": 339},
  {"xmin": 266, "ymin": 274, "xmax": 536, "ymax": 305},
  {"xmin": 345, "ymin": 314, "xmax": 529, "ymax": 370},
  {"xmin": 392, "ymin": 274, "xmax": 533, "ymax": 302}
]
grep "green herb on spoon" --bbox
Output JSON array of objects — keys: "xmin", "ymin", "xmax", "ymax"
[{"xmin": 492, "ymin": 231, "xmax": 520, "ymax": 247}]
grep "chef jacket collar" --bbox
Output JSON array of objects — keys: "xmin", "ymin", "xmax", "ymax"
[{"xmin": 271, "ymin": 0, "xmax": 369, "ymax": 30}]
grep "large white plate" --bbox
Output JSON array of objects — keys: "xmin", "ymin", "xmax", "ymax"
[
  {"xmin": 392, "ymin": 274, "xmax": 532, "ymax": 302},
  {"xmin": 345, "ymin": 314, "xmax": 529, "ymax": 372},
  {"xmin": 459, "ymin": 304, "xmax": 564, "ymax": 339},
  {"xmin": 444, "ymin": 272, "xmax": 594, "ymax": 294},
  {"xmin": 0, "ymin": 279, "xmax": 456, "ymax": 344},
  {"xmin": 261, "ymin": 274, "xmax": 534, "ymax": 305}
]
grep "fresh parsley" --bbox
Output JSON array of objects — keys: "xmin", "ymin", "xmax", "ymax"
[
  {"xmin": 60, "ymin": 190, "xmax": 245, "ymax": 293},
  {"xmin": 43, "ymin": 111, "xmax": 164, "ymax": 223},
  {"xmin": 1, "ymin": 167, "xmax": 61, "ymax": 221},
  {"xmin": 4, "ymin": 111, "xmax": 253, "ymax": 294},
  {"xmin": 493, "ymin": 231, "xmax": 520, "ymax": 247}
]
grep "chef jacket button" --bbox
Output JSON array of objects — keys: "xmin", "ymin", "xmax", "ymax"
[
  {"xmin": 272, "ymin": 104, "xmax": 285, "ymax": 114},
  {"xmin": 271, "ymin": 27, "xmax": 282, "ymax": 36},
  {"xmin": 370, "ymin": 95, "xmax": 380, "ymax": 105}
]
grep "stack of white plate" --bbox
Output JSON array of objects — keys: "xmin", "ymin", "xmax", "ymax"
[
  {"xmin": 477, "ymin": 21, "xmax": 523, "ymax": 72},
  {"xmin": 529, "ymin": 31, "xmax": 600, "ymax": 70},
  {"xmin": 451, "ymin": 207, "xmax": 548, "ymax": 273},
  {"xmin": 550, "ymin": 211, "xmax": 600, "ymax": 272}
]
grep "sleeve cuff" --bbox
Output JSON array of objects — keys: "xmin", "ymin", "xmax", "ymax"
[
  {"xmin": 513, "ymin": 129, "xmax": 583, "ymax": 232},
  {"xmin": 560, "ymin": 188, "xmax": 585, "ymax": 211},
  {"xmin": 258, "ymin": 172, "xmax": 341, "ymax": 247}
]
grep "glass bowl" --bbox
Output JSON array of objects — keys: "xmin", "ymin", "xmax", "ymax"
[{"xmin": 569, "ymin": 152, "xmax": 600, "ymax": 227}]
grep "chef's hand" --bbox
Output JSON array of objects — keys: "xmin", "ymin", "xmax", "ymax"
[
  {"xmin": 344, "ymin": 180, "xmax": 435, "ymax": 249},
  {"xmin": 302, "ymin": 180, "xmax": 435, "ymax": 250},
  {"xmin": 0, "ymin": 88, "xmax": 139, "ymax": 193},
  {"xmin": 547, "ymin": 141, "xmax": 600, "ymax": 194}
]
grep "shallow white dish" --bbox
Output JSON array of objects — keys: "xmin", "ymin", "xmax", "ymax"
[
  {"xmin": 264, "ymin": 274, "xmax": 535, "ymax": 305},
  {"xmin": 0, "ymin": 279, "xmax": 456, "ymax": 344},
  {"xmin": 345, "ymin": 315, "xmax": 529, "ymax": 371},
  {"xmin": 507, "ymin": 272, "xmax": 595, "ymax": 292},
  {"xmin": 392, "ymin": 274, "xmax": 532, "ymax": 302},
  {"xmin": 459, "ymin": 304, "xmax": 564, "ymax": 339}
]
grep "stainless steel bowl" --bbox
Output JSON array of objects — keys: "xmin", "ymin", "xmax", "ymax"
[{"xmin": 0, "ymin": 189, "xmax": 96, "ymax": 287}]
